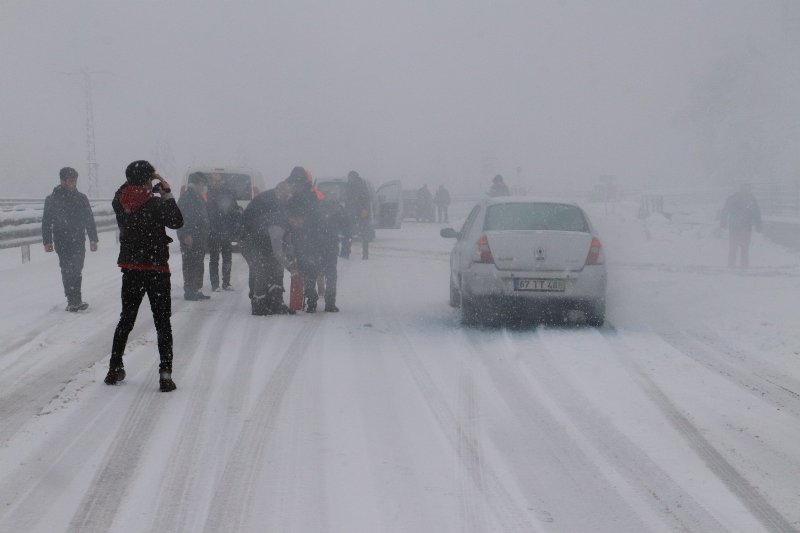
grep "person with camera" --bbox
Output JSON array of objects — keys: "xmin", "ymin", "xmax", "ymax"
[
  {"xmin": 177, "ymin": 172, "xmax": 211, "ymax": 300},
  {"xmin": 105, "ymin": 160, "xmax": 183, "ymax": 392},
  {"xmin": 41, "ymin": 167, "xmax": 99, "ymax": 312}
]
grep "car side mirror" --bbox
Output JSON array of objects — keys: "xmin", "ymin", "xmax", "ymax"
[{"xmin": 440, "ymin": 227, "xmax": 459, "ymax": 239}]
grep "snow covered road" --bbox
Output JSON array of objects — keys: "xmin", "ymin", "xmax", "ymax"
[{"xmin": 1, "ymin": 198, "xmax": 799, "ymax": 532}]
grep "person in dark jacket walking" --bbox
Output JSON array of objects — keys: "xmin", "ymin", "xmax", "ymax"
[
  {"xmin": 488, "ymin": 174, "xmax": 511, "ymax": 197},
  {"xmin": 720, "ymin": 183, "xmax": 762, "ymax": 268},
  {"xmin": 316, "ymin": 193, "xmax": 351, "ymax": 312},
  {"xmin": 416, "ymin": 185, "xmax": 434, "ymax": 222},
  {"xmin": 285, "ymin": 166, "xmax": 323, "ymax": 312},
  {"xmin": 177, "ymin": 172, "xmax": 211, "ymax": 300},
  {"xmin": 433, "ymin": 185, "xmax": 451, "ymax": 223},
  {"xmin": 341, "ymin": 170, "xmax": 372, "ymax": 260},
  {"xmin": 41, "ymin": 167, "xmax": 99, "ymax": 312},
  {"xmin": 106, "ymin": 160, "xmax": 183, "ymax": 392},
  {"xmin": 240, "ymin": 180, "xmax": 295, "ymax": 315},
  {"xmin": 207, "ymin": 172, "xmax": 238, "ymax": 291}
]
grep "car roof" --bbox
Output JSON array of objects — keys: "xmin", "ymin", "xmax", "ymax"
[{"xmin": 483, "ymin": 196, "xmax": 582, "ymax": 208}]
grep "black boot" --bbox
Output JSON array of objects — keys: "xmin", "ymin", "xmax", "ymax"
[
  {"xmin": 104, "ymin": 364, "xmax": 126, "ymax": 385},
  {"xmin": 159, "ymin": 370, "xmax": 176, "ymax": 392}
]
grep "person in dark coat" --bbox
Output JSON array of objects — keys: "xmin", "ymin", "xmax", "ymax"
[
  {"xmin": 720, "ymin": 183, "xmax": 762, "ymax": 268},
  {"xmin": 285, "ymin": 166, "xmax": 323, "ymax": 312},
  {"xmin": 433, "ymin": 185, "xmax": 451, "ymax": 223},
  {"xmin": 416, "ymin": 184, "xmax": 434, "ymax": 222},
  {"xmin": 41, "ymin": 167, "xmax": 99, "ymax": 311},
  {"xmin": 177, "ymin": 172, "xmax": 210, "ymax": 300},
  {"xmin": 488, "ymin": 174, "xmax": 511, "ymax": 197},
  {"xmin": 207, "ymin": 172, "xmax": 238, "ymax": 291},
  {"xmin": 106, "ymin": 160, "xmax": 183, "ymax": 392},
  {"xmin": 240, "ymin": 180, "xmax": 295, "ymax": 315},
  {"xmin": 316, "ymin": 193, "xmax": 351, "ymax": 312},
  {"xmin": 341, "ymin": 170, "xmax": 372, "ymax": 260}
]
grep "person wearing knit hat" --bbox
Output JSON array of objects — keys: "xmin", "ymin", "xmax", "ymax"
[
  {"xmin": 41, "ymin": 166, "xmax": 99, "ymax": 311},
  {"xmin": 106, "ymin": 161, "xmax": 184, "ymax": 392}
]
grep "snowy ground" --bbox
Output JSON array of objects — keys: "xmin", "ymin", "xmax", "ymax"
[{"xmin": 0, "ymin": 195, "xmax": 799, "ymax": 532}]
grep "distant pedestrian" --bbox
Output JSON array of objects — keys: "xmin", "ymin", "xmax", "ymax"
[
  {"xmin": 207, "ymin": 172, "xmax": 238, "ymax": 291},
  {"xmin": 106, "ymin": 160, "xmax": 183, "ymax": 392},
  {"xmin": 341, "ymin": 170, "xmax": 373, "ymax": 260},
  {"xmin": 178, "ymin": 172, "xmax": 211, "ymax": 300},
  {"xmin": 416, "ymin": 184, "xmax": 434, "ymax": 222},
  {"xmin": 41, "ymin": 167, "xmax": 99, "ymax": 312},
  {"xmin": 433, "ymin": 185, "xmax": 451, "ymax": 223},
  {"xmin": 720, "ymin": 183, "xmax": 762, "ymax": 268},
  {"xmin": 488, "ymin": 174, "xmax": 510, "ymax": 197},
  {"xmin": 316, "ymin": 193, "xmax": 351, "ymax": 312}
]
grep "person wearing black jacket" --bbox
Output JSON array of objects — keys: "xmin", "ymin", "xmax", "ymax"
[
  {"xmin": 341, "ymin": 170, "xmax": 372, "ymax": 260},
  {"xmin": 41, "ymin": 167, "xmax": 99, "ymax": 311},
  {"xmin": 106, "ymin": 160, "xmax": 183, "ymax": 392},
  {"xmin": 285, "ymin": 166, "xmax": 323, "ymax": 312},
  {"xmin": 240, "ymin": 180, "xmax": 295, "ymax": 315},
  {"xmin": 177, "ymin": 172, "xmax": 211, "ymax": 300},
  {"xmin": 207, "ymin": 173, "xmax": 238, "ymax": 291},
  {"xmin": 317, "ymin": 194, "xmax": 351, "ymax": 312}
]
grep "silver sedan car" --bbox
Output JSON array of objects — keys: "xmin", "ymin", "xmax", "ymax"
[{"xmin": 441, "ymin": 197, "xmax": 607, "ymax": 326}]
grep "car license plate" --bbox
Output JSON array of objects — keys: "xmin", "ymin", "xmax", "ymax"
[{"xmin": 513, "ymin": 278, "xmax": 566, "ymax": 292}]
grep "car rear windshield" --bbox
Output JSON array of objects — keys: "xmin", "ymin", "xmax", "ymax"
[
  {"xmin": 484, "ymin": 203, "xmax": 589, "ymax": 232},
  {"xmin": 317, "ymin": 182, "xmax": 346, "ymax": 203}
]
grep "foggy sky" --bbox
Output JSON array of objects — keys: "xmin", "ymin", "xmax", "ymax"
[{"xmin": 0, "ymin": 1, "xmax": 795, "ymax": 198}]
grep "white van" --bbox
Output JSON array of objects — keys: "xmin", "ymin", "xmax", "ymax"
[{"xmin": 181, "ymin": 167, "xmax": 266, "ymax": 209}]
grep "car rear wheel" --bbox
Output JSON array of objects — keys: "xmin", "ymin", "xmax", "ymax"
[
  {"xmin": 461, "ymin": 296, "xmax": 480, "ymax": 326},
  {"xmin": 585, "ymin": 299, "xmax": 606, "ymax": 327},
  {"xmin": 449, "ymin": 277, "xmax": 461, "ymax": 308}
]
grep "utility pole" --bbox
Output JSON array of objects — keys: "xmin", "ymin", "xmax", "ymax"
[{"xmin": 64, "ymin": 69, "xmax": 109, "ymax": 198}]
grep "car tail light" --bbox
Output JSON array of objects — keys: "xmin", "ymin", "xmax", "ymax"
[
  {"xmin": 585, "ymin": 237, "xmax": 604, "ymax": 265},
  {"xmin": 473, "ymin": 234, "xmax": 495, "ymax": 264}
]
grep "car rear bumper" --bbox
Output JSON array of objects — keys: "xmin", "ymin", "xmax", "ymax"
[{"xmin": 461, "ymin": 264, "xmax": 606, "ymax": 301}]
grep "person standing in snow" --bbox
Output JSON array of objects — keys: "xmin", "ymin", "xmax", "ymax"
[
  {"xmin": 316, "ymin": 192, "xmax": 351, "ymax": 312},
  {"xmin": 341, "ymin": 170, "xmax": 372, "ymax": 260},
  {"xmin": 720, "ymin": 183, "xmax": 762, "ymax": 268},
  {"xmin": 433, "ymin": 185, "xmax": 451, "ymax": 223},
  {"xmin": 41, "ymin": 167, "xmax": 99, "ymax": 312},
  {"xmin": 177, "ymin": 172, "xmax": 211, "ymax": 300},
  {"xmin": 106, "ymin": 160, "xmax": 183, "ymax": 392},
  {"xmin": 488, "ymin": 174, "xmax": 511, "ymax": 197},
  {"xmin": 285, "ymin": 166, "xmax": 323, "ymax": 312},
  {"xmin": 206, "ymin": 172, "xmax": 238, "ymax": 292}
]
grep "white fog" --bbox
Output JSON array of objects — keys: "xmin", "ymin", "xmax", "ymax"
[{"xmin": 1, "ymin": 1, "xmax": 799, "ymax": 532}]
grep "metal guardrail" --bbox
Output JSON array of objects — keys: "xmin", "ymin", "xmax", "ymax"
[{"xmin": 0, "ymin": 199, "xmax": 117, "ymax": 261}]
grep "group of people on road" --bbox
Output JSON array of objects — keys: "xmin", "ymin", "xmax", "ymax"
[
  {"xmin": 41, "ymin": 162, "xmax": 372, "ymax": 393},
  {"xmin": 240, "ymin": 167, "xmax": 369, "ymax": 316}
]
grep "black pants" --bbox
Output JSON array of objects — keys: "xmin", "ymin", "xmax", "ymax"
[
  {"xmin": 56, "ymin": 245, "xmax": 85, "ymax": 305},
  {"xmin": 341, "ymin": 217, "xmax": 371, "ymax": 259},
  {"xmin": 242, "ymin": 245, "xmax": 285, "ymax": 313},
  {"xmin": 208, "ymin": 233, "xmax": 232, "ymax": 289},
  {"xmin": 299, "ymin": 257, "xmax": 320, "ymax": 305},
  {"xmin": 320, "ymin": 243, "xmax": 338, "ymax": 304},
  {"xmin": 110, "ymin": 270, "xmax": 173, "ymax": 372},
  {"xmin": 181, "ymin": 245, "xmax": 205, "ymax": 296}
]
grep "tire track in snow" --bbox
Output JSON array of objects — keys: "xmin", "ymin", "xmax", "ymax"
[
  {"xmin": 497, "ymin": 329, "xmax": 728, "ymax": 532},
  {"xmin": 377, "ymin": 313, "xmax": 544, "ymax": 533},
  {"xmin": 456, "ymin": 371, "xmax": 489, "ymax": 533},
  {"xmin": 146, "ymin": 286, "xmax": 257, "ymax": 533},
  {"xmin": 201, "ymin": 319, "xmax": 322, "ymax": 533},
  {"xmin": 64, "ymin": 293, "xmax": 238, "ymax": 533},
  {"xmin": 660, "ymin": 331, "xmax": 800, "ymax": 419},
  {"xmin": 604, "ymin": 332, "xmax": 796, "ymax": 533}
]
